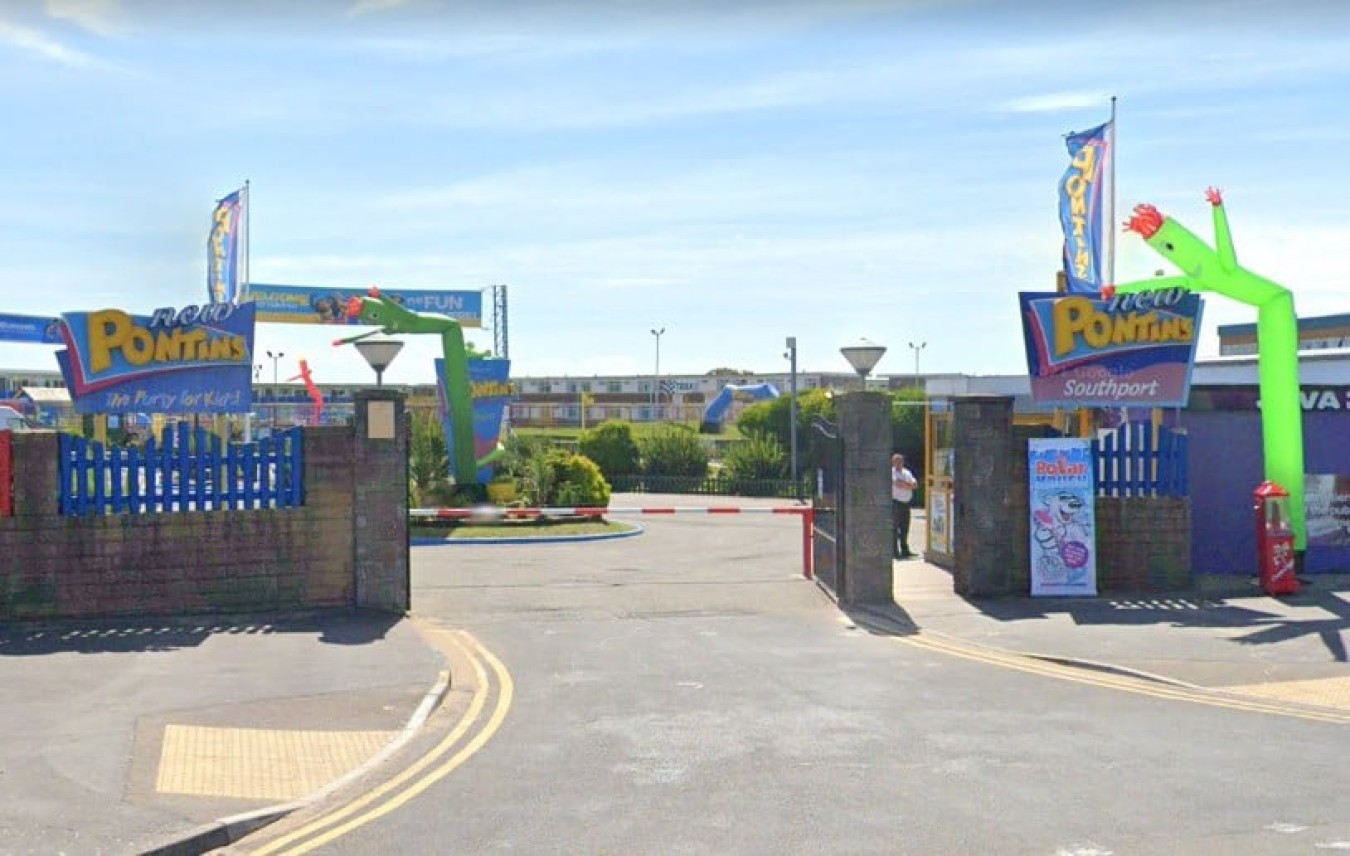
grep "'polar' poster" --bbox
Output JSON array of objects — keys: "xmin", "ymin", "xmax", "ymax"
[{"xmin": 1028, "ymin": 438, "xmax": 1097, "ymax": 596}]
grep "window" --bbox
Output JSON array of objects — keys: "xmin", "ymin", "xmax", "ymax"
[{"xmin": 606, "ymin": 381, "xmax": 622, "ymax": 394}]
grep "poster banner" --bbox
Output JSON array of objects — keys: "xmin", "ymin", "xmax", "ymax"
[
  {"xmin": 1019, "ymin": 288, "xmax": 1204, "ymax": 407},
  {"xmin": 0, "ymin": 313, "xmax": 64, "ymax": 344},
  {"xmin": 928, "ymin": 487, "xmax": 951, "ymax": 554},
  {"xmin": 1305, "ymin": 474, "xmax": 1350, "ymax": 547},
  {"xmin": 436, "ymin": 357, "xmax": 513, "ymax": 483},
  {"xmin": 1029, "ymin": 438, "xmax": 1097, "ymax": 596},
  {"xmin": 249, "ymin": 283, "xmax": 482, "ymax": 327},
  {"xmin": 56, "ymin": 302, "xmax": 255, "ymax": 414},
  {"xmin": 1059, "ymin": 121, "xmax": 1111, "ymax": 294}
]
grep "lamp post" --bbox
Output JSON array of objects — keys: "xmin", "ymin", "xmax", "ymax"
[
  {"xmin": 650, "ymin": 327, "xmax": 665, "ymax": 422},
  {"xmin": 908, "ymin": 340, "xmax": 927, "ymax": 379},
  {"xmin": 784, "ymin": 336, "xmax": 799, "ymax": 493},
  {"xmin": 265, "ymin": 350, "xmax": 284, "ymax": 428},
  {"xmin": 840, "ymin": 338, "xmax": 887, "ymax": 390},
  {"xmin": 354, "ymin": 338, "xmax": 404, "ymax": 387}
]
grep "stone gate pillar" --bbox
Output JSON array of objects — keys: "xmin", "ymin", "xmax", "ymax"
[
  {"xmin": 353, "ymin": 390, "xmax": 410, "ymax": 612},
  {"xmin": 837, "ymin": 390, "xmax": 892, "ymax": 605},
  {"xmin": 952, "ymin": 394, "xmax": 1017, "ymax": 597}
]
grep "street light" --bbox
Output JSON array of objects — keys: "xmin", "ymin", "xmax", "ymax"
[
  {"xmin": 784, "ymin": 336, "xmax": 799, "ymax": 492},
  {"xmin": 355, "ymin": 338, "xmax": 404, "ymax": 387},
  {"xmin": 840, "ymin": 338, "xmax": 887, "ymax": 389},
  {"xmin": 650, "ymin": 327, "xmax": 665, "ymax": 421},
  {"xmin": 265, "ymin": 350, "xmax": 284, "ymax": 428},
  {"xmin": 908, "ymin": 340, "xmax": 927, "ymax": 378}
]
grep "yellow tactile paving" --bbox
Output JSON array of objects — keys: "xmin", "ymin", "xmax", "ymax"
[
  {"xmin": 1223, "ymin": 676, "xmax": 1350, "ymax": 712},
  {"xmin": 155, "ymin": 725, "xmax": 398, "ymax": 801}
]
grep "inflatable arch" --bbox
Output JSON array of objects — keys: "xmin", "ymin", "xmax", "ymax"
[{"xmin": 699, "ymin": 382, "xmax": 780, "ymax": 433}]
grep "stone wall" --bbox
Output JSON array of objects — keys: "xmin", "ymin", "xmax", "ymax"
[
  {"xmin": 1095, "ymin": 497, "xmax": 1192, "ymax": 591},
  {"xmin": 0, "ymin": 393, "xmax": 408, "ymax": 621}
]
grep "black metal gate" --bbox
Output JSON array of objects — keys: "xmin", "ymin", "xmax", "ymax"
[{"xmin": 811, "ymin": 416, "xmax": 845, "ymax": 599}]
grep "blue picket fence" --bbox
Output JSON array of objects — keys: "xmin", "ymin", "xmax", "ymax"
[
  {"xmin": 59, "ymin": 424, "xmax": 305, "ymax": 516},
  {"xmin": 1091, "ymin": 421, "xmax": 1188, "ymax": 498}
]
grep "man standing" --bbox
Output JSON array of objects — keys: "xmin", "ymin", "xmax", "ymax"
[{"xmin": 892, "ymin": 453, "xmax": 918, "ymax": 559}]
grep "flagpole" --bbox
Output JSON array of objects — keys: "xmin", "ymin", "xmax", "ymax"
[
  {"xmin": 242, "ymin": 179, "xmax": 251, "ymax": 304},
  {"xmin": 1106, "ymin": 95, "xmax": 1117, "ymax": 287}
]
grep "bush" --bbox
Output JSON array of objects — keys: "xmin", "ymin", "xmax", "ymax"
[
  {"xmin": 410, "ymin": 408, "xmax": 450, "ymax": 503},
  {"xmin": 578, "ymin": 420, "xmax": 640, "ymax": 479},
  {"xmin": 538, "ymin": 449, "xmax": 611, "ymax": 507},
  {"xmin": 639, "ymin": 425, "xmax": 709, "ymax": 478},
  {"xmin": 722, "ymin": 434, "xmax": 788, "ymax": 481}
]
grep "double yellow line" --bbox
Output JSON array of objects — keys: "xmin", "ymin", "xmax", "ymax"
[
  {"xmin": 251, "ymin": 629, "xmax": 514, "ymax": 855},
  {"xmin": 895, "ymin": 629, "xmax": 1350, "ymax": 725}
]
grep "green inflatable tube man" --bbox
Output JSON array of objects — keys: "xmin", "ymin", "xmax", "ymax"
[
  {"xmin": 333, "ymin": 287, "xmax": 489, "ymax": 486},
  {"xmin": 1107, "ymin": 188, "xmax": 1307, "ymax": 550}
]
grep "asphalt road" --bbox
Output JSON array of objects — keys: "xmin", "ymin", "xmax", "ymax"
[{"xmin": 242, "ymin": 513, "xmax": 1350, "ymax": 855}]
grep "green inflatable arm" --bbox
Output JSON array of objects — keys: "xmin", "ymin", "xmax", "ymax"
[
  {"xmin": 332, "ymin": 287, "xmax": 481, "ymax": 485},
  {"xmin": 1106, "ymin": 188, "xmax": 1306, "ymax": 550}
]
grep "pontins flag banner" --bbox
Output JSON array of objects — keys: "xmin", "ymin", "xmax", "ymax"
[
  {"xmin": 435, "ymin": 357, "xmax": 513, "ymax": 483},
  {"xmin": 55, "ymin": 302, "xmax": 256, "ymax": 414},
  {"xmin": 1019, "ymin": 287, "xmax": 1204, "ymax": 407},
  {"xmin": 208, "ymin": 188, "xmax": 244, "ymax": 305},
  {"xmin": 1028, "ymin": 437, "xmax": 1097, "ymax": 597},
  {"xmin": 1059, "ymin": 121, "xmax": 1110, "ymax": 294}
]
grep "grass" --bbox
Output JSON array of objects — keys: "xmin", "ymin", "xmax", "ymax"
[{"xmin": 411, "ymin": 519, "xmax": 638, "ymax": 540}]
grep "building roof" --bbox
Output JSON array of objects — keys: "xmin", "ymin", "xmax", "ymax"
[
  {"xmin": 1217, "ymin": 312, "xmax": 1350, "ymax": 338},
  {"xmin": 19, "ymin": 386, "xmax": 71, "ymax": 404}
]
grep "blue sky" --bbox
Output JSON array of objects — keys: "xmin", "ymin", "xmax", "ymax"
[{"xmin": 3, "ymin": 0, "xmax": 1349, "ymax": 386}]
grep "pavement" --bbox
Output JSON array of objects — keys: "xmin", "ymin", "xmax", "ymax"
[{"xmin": 1, "ymin": 500, "xmax": 1348, "ymax": 854}]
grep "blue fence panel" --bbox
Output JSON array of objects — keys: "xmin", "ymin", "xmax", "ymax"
[
  {"xmin": 59, "ymin": 426, "xmax": 307, "ymax": 517},
  {"xmin": 1091, "ymin": 422, "xmax": 1189, "ymax": 499}
]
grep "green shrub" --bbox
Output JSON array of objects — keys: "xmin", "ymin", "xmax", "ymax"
[
  {"xmin": 578, "ymin": 420, "xmax": 640, "ymax": 479},
  {"xmin": 409, "ymin": 409, "xmax": 449, "ymax": 496},
  {"xmin": 538, "ymin": 449, "xmax": 611, "ymax": 507},
  {"xmin": 723, "ymin": 434, "xmax": 788, "ymax": 481},
  {"xmin": 639, "ymin": 424, "xmax": 709, "ymax": 478}
]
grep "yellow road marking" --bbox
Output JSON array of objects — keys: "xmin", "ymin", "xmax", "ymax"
[
  {"xmin": 156, "ymin": 726, "xmax": 398, "ymax": 801},
  {"xmin": 896, "ymin": 632, "xmax": 1350, "ymax": 725},
  {"xmin": 251, "ymin": 629, "xmax": 513, "ymax": 855}
]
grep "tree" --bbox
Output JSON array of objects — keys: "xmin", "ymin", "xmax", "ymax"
[{"xmin": 890, "ymin": 386, "xmax": 927, "ymax": 507}]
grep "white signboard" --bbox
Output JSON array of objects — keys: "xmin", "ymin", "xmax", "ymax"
[{"xmin": 1028, "ymin": 438, "xmax": 1097, "ymax": 596}]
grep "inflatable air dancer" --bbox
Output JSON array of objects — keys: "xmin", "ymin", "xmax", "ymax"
[
  {"xmin": 287, "ymin": 359, "xmax": 325, "ymax": 426},
  {"xmin": 1105, "ymin": 188, "xmax": 1307, "ymax": 553},
  {"xmin": 332, "ymin": 287, "xmax": 480, "ymax": 485}
]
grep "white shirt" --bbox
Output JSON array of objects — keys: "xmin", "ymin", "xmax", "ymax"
[{"xmin": 892, "ymin": 466, "xmax": 916, "ymax": 503}]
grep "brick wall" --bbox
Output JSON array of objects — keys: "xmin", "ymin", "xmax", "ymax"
[
  {"xmin": 0, "ymin": 396, "xmax": 409, "ymax": 621},
  {"xmin": 1094, "ymin": 497, "xmax": 1192, "ymax": 591}
]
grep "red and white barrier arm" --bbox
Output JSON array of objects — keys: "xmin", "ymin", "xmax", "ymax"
[{"xmin": 409, "ymin": 505, "xmax": 816, "ymax": 580}]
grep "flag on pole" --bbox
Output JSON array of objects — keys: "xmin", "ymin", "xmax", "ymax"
[
  {"xmin": 208, "ymin": 188, "xmax": 245, "ymax": 304},
  {"xmin": 1058, "ymin": 121, "xmax": 1111, "ymax": 294},
  {"xmin": 660, "ymin": 379, "xmax": 677, "ymax": 397}
]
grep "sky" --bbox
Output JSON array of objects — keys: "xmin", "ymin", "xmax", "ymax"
[{"xmin": 2, "ymin": 0, "xmax": 1349, "ymax": 386}]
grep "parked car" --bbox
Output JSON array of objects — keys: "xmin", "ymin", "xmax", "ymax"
[{"xmin": 0, "ymin": 405, "xmax": 35, "ymax": 432}]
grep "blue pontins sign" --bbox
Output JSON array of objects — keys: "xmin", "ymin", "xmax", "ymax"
[
  {"xmin": 436, "ymin": 357, "xmax": 512, "ymax": 483},
  {"xmin": 56, "ymin": 302, "xmax": 256, "ymax": 414}
]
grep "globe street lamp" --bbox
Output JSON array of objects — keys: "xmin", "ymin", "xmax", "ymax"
[
  {"xmin": 355, "ymin": 338, "xmax": 404, "ymax": 387},
  {"xmin": 840, "ymin": 338, "xmax": 887, "ymax": 389}
]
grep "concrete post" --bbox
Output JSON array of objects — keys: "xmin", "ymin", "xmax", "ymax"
[
  {"xmin": 952, "ymin": 394, "xmax": 1017, "ymax": 597},
  {"xmin": 837, "ymin": 391, "xmax": 892, "ymax": 605},
  {"xmin": 352, "ymin": 390, "xmax": 410, "ymax": 613}
]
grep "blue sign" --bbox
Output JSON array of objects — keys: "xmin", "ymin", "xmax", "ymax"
[
  {"xmin": 249, "ymin": 283, "xmax": 482, "ymax": 327},
  {"xmin": 0, "ymin": 313, "xmax": 64, "ymax": 344},
  {"xmin": 1019, "ymin": 289, "xmax": 1204, "ymax": 407},
  {"xmin": 208, "ymin": 188, "xmax": 245, "ymax": 304},
  {"xmin": 56, "ymin": 302, "xmax": 256, "ymax": 414},
  {"xmin": 436, "ymin": 357, "xmax": 513, "ymax": 483}
]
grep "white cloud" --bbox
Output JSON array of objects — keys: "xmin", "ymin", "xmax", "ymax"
[
  {"xmin": 0, "ymin": 18, "xmax": 98, "ymax": 66},
  {"xmin": 43, "ymin": 0, "xmax": 127, "ymax": 37},
  {"xmin": 346, "ymin": 0, "xmax": 414, "ymax": 19},
  {"xmin": 997, "ymin": 92, "xmax": 1108, "ymax": 115}
]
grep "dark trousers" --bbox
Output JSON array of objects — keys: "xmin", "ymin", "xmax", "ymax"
[{"xmin": 893, "ymin": 500, "xmax": 912, "ymax": 557}]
